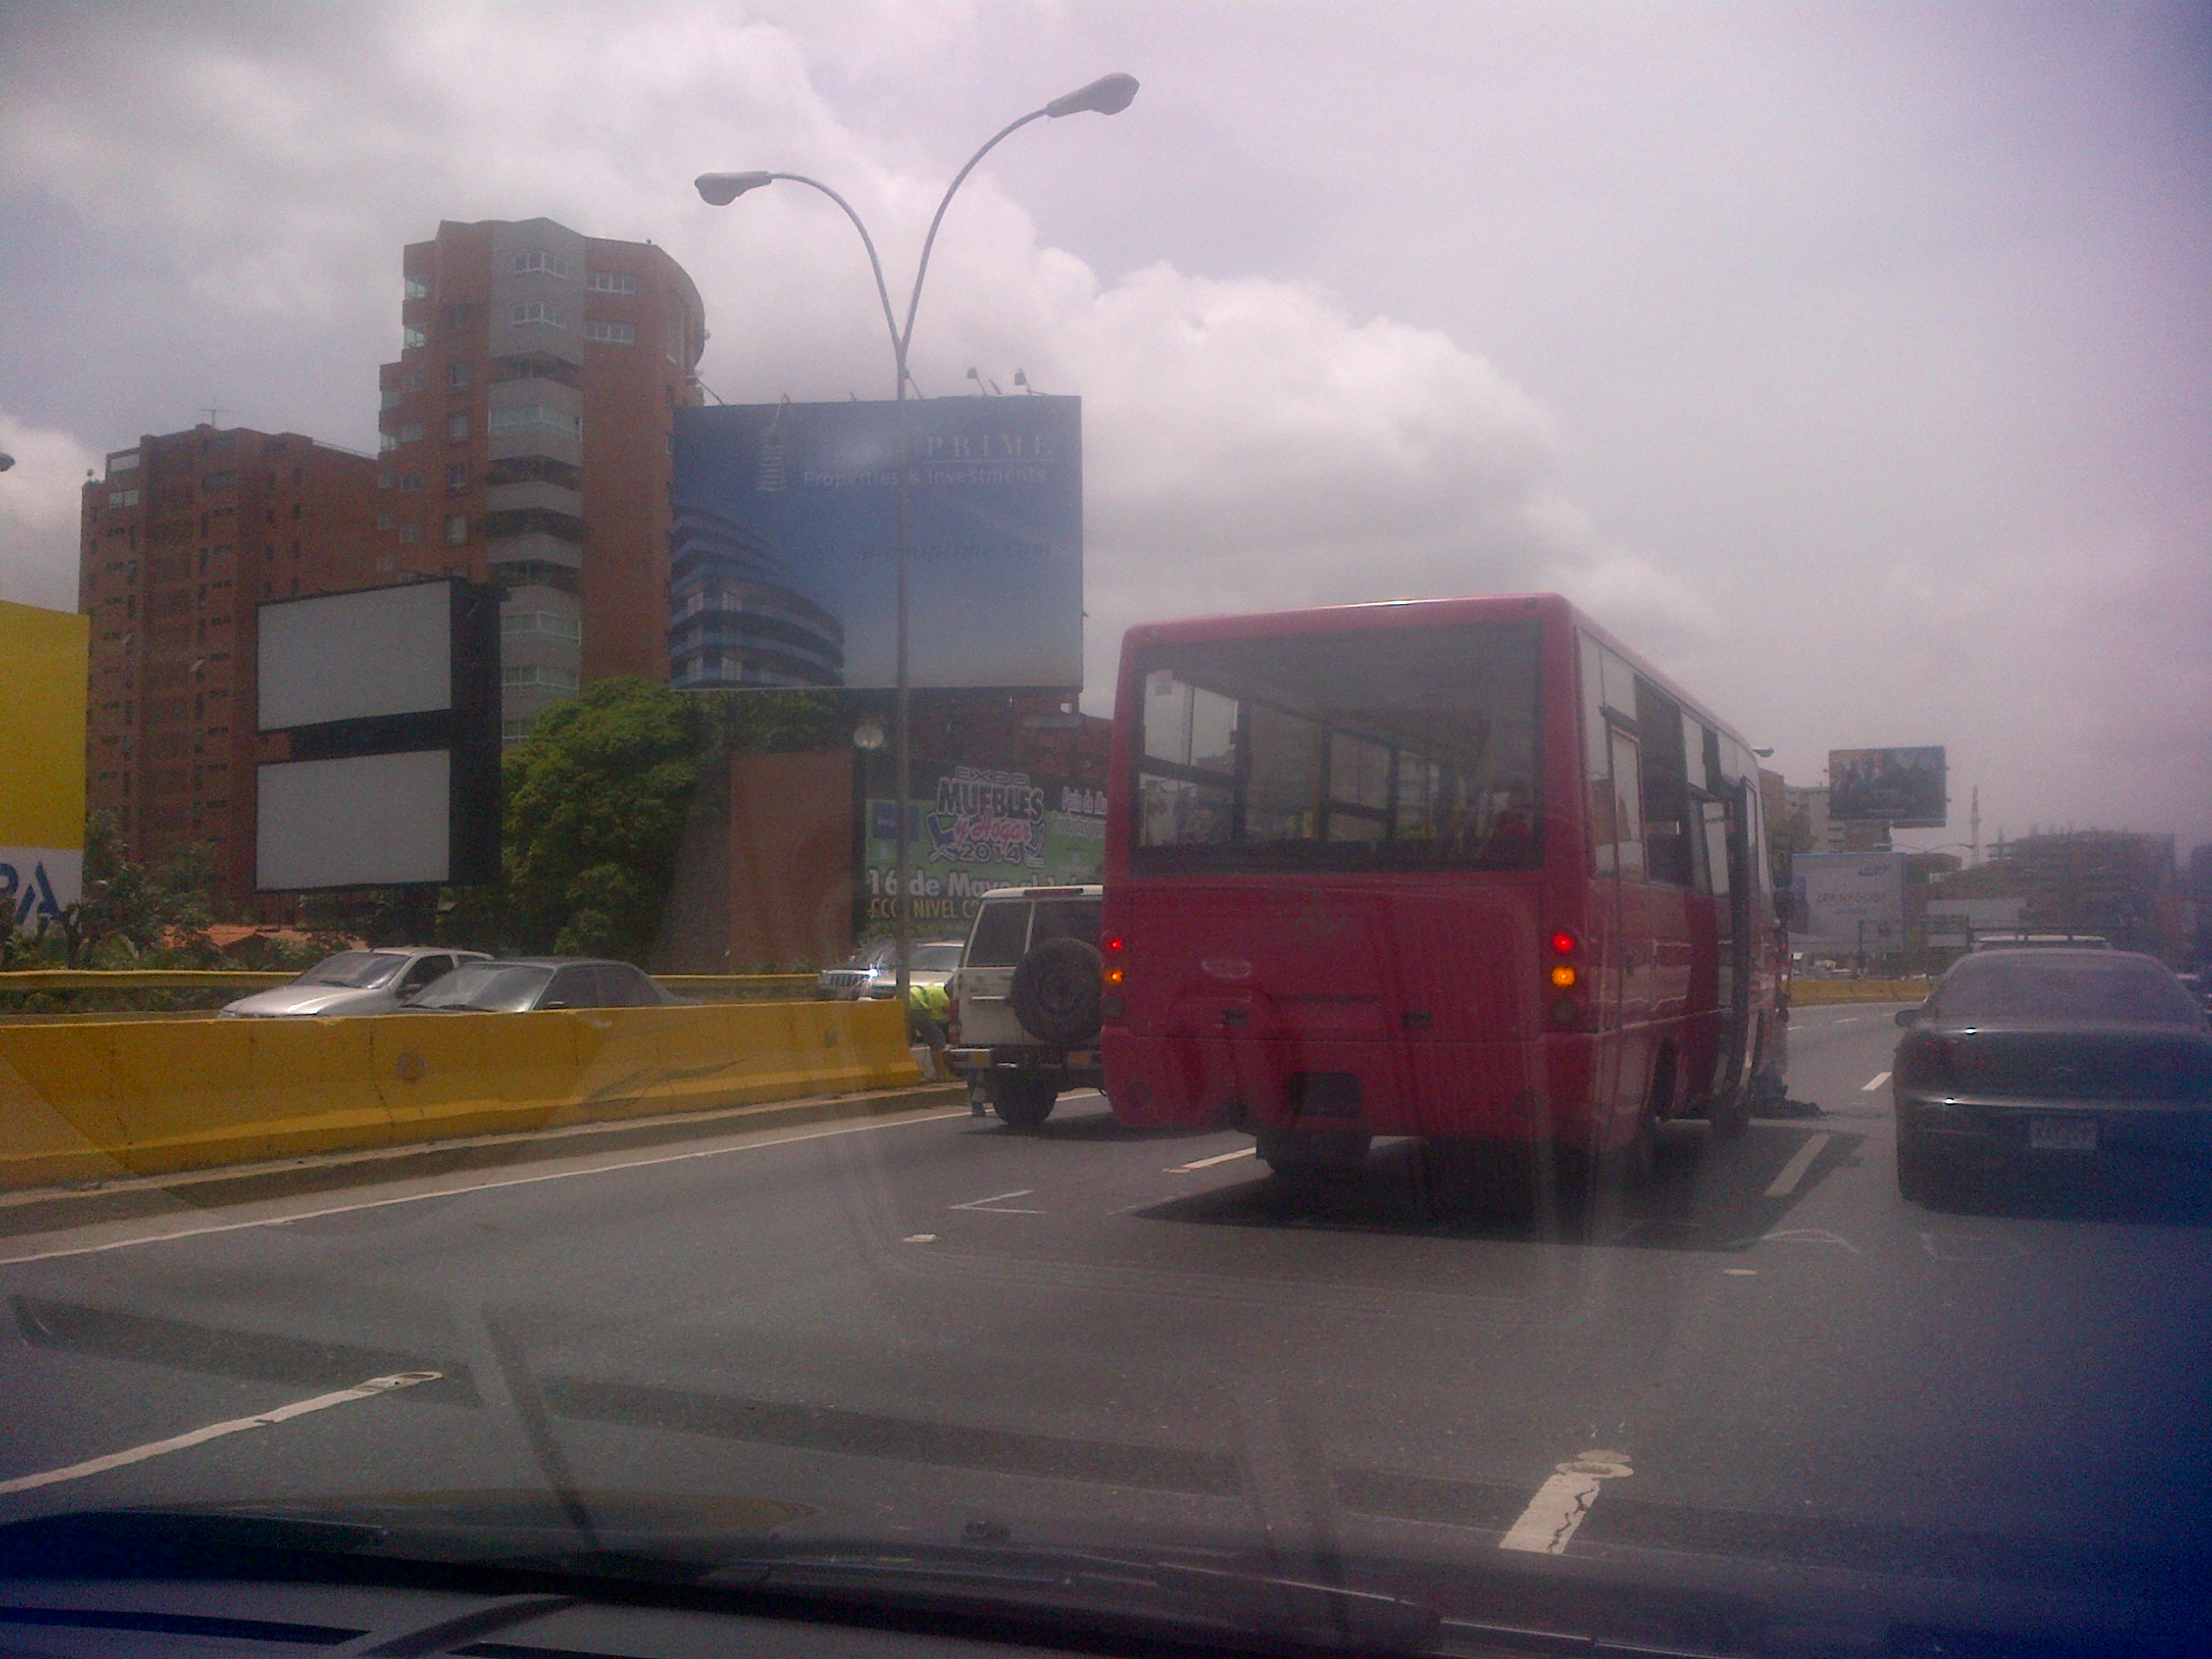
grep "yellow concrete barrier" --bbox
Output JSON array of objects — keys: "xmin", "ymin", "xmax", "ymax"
[
  {"xmin": 1789, "ymin": 977, "xmax": 1933, "ymax": 1006},
  {"xmin": 0, "ymin": 1001, "xmax": 920, "ymax": 1189}
]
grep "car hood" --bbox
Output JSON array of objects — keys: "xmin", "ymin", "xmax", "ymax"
[
  {"xmin": 222, "ymin": 986, "xmax": 397, "ymax": 1017},
  {"xmin": 0, "ymin": 1491, "xmax": 2191, "ymax": 1659}
]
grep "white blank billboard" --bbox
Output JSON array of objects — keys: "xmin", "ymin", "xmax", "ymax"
[
  {"xmin": 259, "ymin": 582, "xmax": 452, "ymax": 730},
  {"xmin": 257, "ymin": 751, "xmax": 451, "ymax": 889}
]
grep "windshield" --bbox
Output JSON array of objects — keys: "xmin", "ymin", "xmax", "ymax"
[
  {"xmin": 1935, "ymin": 957, "xmax": 2202, "ymax": 1025},
  {"xmin": 297, "ymin": 950, "xmax": 409, "ymax": 988},
  {"xmin": 1133, "ymin": 621, "xmax": 1542, "ymax": 871},
  {"xmin": 404, "ymin": 963, "xmax": 553, "ymax": 1012},
  {"xmin": 6, "ymin": 9, "xmax": 2210, "ymax": 1655}
]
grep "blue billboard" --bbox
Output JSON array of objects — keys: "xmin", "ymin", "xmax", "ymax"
[{"xmin": 670, "ymin": 397, "xmax": 1082, "ymax": 690}]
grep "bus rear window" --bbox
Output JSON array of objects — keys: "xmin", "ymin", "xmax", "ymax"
[{"xmin": 1133, "ymin": 620, "xmax": 1542, "ymax": 871}]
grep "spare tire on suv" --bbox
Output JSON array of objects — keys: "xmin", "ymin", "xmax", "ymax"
[{"xmin": 1009, "ymin": 936, "xmax": 1103, "ymax": 1047}]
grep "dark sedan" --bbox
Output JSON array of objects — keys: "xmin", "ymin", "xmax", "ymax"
[
  {"xmin": 403, "ymin": 957, "xmax": 678, "ymax": 1014},
  {"xmin": 1892, "ymin": 948, "xmax": 2212, "ymax": 1202}
]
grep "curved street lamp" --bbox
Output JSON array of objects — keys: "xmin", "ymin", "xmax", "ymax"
[{"xmin": 696, "ymin": 73, "xmax": 1138, "ymax": 1005}]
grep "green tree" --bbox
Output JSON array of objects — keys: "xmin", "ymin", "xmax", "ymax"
[
  {"xmin": 60, "ymin": 810, "xmax": 217, "ymax": 966},
  {"xmin": 502, "ymin": 677, "xmax": 707, "ymax": 959}
]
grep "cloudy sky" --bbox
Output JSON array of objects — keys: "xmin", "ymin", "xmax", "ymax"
[{"xmin": 2, "ymin": 1, "xmax": 2205, "ymax": 851}]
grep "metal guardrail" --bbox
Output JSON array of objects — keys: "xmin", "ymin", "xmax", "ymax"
[{"xmin": 0, "ymin": 969, "xmax": 821, "ymax": 997}]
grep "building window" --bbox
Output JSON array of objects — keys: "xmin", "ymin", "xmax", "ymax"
[
  {"xmin": 376, "ymin": 512, "xmax": 394, "ymax": 530},
  {"xmin": 665, "ymin": 318, "xmax": 686, "ymax": 364},
  {"xmin": 398, "ymin": 523, "xmax": 422, "ymax": 544},
  {"xmin": 107, "ymin": 488, "xmax": 140, "ymax": 509},
  {"xmin": 445, "ymin": 464, "xmax": 469, "ymax": 491},
  {"xmin": 378, "ymin": 471, "xmax": 396, "ymax": 489},
  {"xmin": 444, "ymin": 513, "xmax": 469, "ymax": 545},
  {"xmin": 489, "ymin": 404, "xmax": 583, "ymax": 438},
  {"xmin": 402, "ymin": 368, "xmax": 425, "ymax": 392},
  {"xmin": 448, "ymin": 361, "xmax": 471, "ymax": 391},
  {"xmin": 501, "ymin": 715, "xmax": 538, "ymax": 744},
  {"xmin": 584, "ymin": 320, "xmax": 636, "ymax": 345},
  {"xmin": 397, "ymin": 473, "xmax": 423, "ymax": 492},
  {"xmin": 201, "ymin": 470, "xmax": 235, "ymax": 493},
  {"xmin": 404, "ymin": 273, "xmax": 431, "ymax": 300},
  {"xmin": 446, "ymin": 411, "xmax": 469, "ymax": 441},
  {"xmin": 107, "ymin": 451, "xmax": 142, "ymax": 476},
  {"xmin": 500, "ymin": 609, "xmax": 581, "ymax": 643},
  {"xmin": 501, "ymin": 664, "xmax": 580, "ymax": 693},
  {"xmin": 508, "ymin": 300, "xmax": 564, "ymax": 328},
  {"xmin": 512, "ymin": 250, "xmax": 569, "ymax": 278},
  {"xmin": 584, "ymin": 269, "xmax": 637, "ymax": 294},
  {"xmin": 403, "ymin": 324, "xmax": 428, "ymax": 350}
]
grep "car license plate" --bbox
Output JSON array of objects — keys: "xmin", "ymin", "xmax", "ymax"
[{"xmin": 2030, "ymin": 1116, "xmax": 2097, "ymax": 1153}]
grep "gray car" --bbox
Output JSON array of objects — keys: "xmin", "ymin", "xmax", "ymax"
[
  {"xmin": 219, "ymin": 947, "xmax": 486, "ymax": 1017},
  {"xmin": 403, "ymin": 957, "xmax": 679, "ymax": 1013}
]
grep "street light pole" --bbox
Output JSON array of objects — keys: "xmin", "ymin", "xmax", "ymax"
[{"xmin": 697, "ymin": 73, "xmax": 1138, "ymax": 1013}]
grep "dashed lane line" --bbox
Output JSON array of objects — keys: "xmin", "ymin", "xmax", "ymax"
[
  {"xmin": 1169, "ymin": 1147, "xmax": 1258, "ymax": 1173},
  {"xmin": 950, "ymin": 1188, "xmax": 1046, "ymax": 1215},
  {"xmin": 0, "ymin": 1109, "xmax": 970, "ymax": 1269},
  {"xmin": 0, "ymin": 1371, "xmax": 441, "ymax": 1497},
  {"xmin": 1763, "ymin": 1131, "xmax": 1834, "ymax": 1199},
  {"xmin": 1862, "ymin": 1071, "xmax": 1892, "ymax": 1092},
  {"xmin": 1498, "ymin": 1451, "xmax": 1633, "ymax": 1554}
]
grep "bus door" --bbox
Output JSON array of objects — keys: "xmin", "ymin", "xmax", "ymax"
[{"xmin": 1702, "ymin": 784, "xmax": 1756, "ymax": 1101}]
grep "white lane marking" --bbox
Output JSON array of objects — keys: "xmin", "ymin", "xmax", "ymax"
[
  {"xmin": 1168, "ymin": 1147, "xmax": 1258, "ymax": 1173},
  {"xmin": 0, "ymin": 1371, "xmax": 440, "ymax": 1497},
  {"xmin": 1862, "ymin": 1071, "xmax": 1891, "ymax": 1092},
  {"xmin": 1760, "ymin": 1225, "xmax": 1861, "ymax": 1255},
  {"xmin": 903, "ymin": 1233, "xmax": 938, "ymax": 1243},
  {"xmin": 1498, "ymin": 1451, "xmax": 1632, "ymax": 1554},
  {"xmin": 0, "ymin": 1109, "xmax": 970, "ymax": 1269},
  {"xmin": 1723, "ymin": 1268, "xmax": 1758, "ymax": 1276},
  {"xmin": 950, "ymin": 1188, "xmax": 1045, "ymax": 1215},
  {"xmin": 1763, "ymin": 1132, "xmax": 1833, "ymax": 1198}
]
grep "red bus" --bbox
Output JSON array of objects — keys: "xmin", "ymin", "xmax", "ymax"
[{"xmin": 1099, "ymin": 593, "xmax": 1789, "ymax": 1180}]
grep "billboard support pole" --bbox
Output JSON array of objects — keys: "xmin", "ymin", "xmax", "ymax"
[{"xmin": 695, "ymin": 73, "xmax": 1141, "ymax": 1013}]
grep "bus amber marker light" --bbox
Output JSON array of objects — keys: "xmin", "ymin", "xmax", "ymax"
[
  {"xmin": 1548, "ymin": 929, "xmax": 1580, "ymax": 1022},
  {"xmin": 1103, "ymin": 934, "xmax": 1127, "ymax": 988}
]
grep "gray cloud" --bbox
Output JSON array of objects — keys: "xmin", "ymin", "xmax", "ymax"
[{"xmin": 1, "ymin": 0, "xmax": 2204, "ymax": 847}]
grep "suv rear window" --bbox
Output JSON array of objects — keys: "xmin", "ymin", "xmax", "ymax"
[
  {"xmin": 1030, "ymin": 899, "xmax": 1101, "ymax": 950},
  {"xmin": 967, "ymin": 901, "xmax": 1032, "ymax": 967}
]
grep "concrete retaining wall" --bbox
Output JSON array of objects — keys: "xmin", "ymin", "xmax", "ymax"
[{"xmin": 0, "ymin": 1000, "xmax": 918, "ymax": 1189}]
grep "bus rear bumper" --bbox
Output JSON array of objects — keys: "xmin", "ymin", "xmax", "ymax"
[{"xmin": 1102, "ymin": 1031, "xmax": 1607, "ymax": 1149}]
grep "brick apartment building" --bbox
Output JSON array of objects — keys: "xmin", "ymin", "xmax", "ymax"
[
  {"xmin": 79, "ymin": 425, "xmax": 391, "ymax": 911},
  {"xmin": 376, "ymin": 218, "xmax": 706, "ymax": 741}
]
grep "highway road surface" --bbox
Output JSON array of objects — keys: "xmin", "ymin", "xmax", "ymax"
[{"xmin": 4, "ymin": 1003, "xmax": 2209, "ymax": 1630}]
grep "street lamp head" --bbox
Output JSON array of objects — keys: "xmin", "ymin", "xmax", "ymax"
[
  {"xmin": 696, "ymin": 171, "xmax": 776, "ymax": 207},
  {"xmin": 1045, "ymin": 72, "xmax": 1139, "ymax": 118}
]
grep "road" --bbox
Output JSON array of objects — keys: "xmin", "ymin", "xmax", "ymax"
[{"xmin": 3, "ymin": 1003, "xmax": 2209, "ymax": 1628}]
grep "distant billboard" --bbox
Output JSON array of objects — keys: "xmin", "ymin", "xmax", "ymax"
[
  {"xmin": 861, "ymin": 760, "xmax": 1106, "ymax": 931},
  {"xmin": 254, "ymin": 580, "xmax": 499, "ymax": 893},
  {"xmin": 1794, "ymin": 851, "xmax": 1907, "ymax": 946},
  {"xmin": 671, "ymin": 397, "xmax": 1082, "ymax": 690},
  {"xmin": 259, "ymin": 580, "xmax": 454, "ymax": 729},
  {"xmin": 257, "ymin": 752, "xmax": 455, "ymax": 889},
  {"xmin": 0, "ymin": 601, "xmax": 89, "ymax": 928},
  {"xmin": 1828, "ymin": 746, "xmax": 1947, "ymax": 827}
]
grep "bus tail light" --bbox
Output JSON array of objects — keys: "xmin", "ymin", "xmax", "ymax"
[
  {"xmin": 1103, "ymin": 933, "xmax": 1127, "ymax": 988},
  {"xmin": 1546, "ymin": 928, "xmax": 1582, "ymax": 1026}
]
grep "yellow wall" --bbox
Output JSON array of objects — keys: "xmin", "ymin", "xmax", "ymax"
[
  {"xmin": 0, "ymin": 601, "xmax": 90, "ymax": 851},
  {"xmin": 0, "ymin": 998, "xmax": 925, "ymax": 1188}
]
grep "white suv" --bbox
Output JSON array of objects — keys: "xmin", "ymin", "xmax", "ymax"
[{"xmin": 945, "ymin": 886, "xmax": 1104, "ymax": 1128}]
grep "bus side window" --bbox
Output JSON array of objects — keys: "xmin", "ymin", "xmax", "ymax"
[
  {"xmin": 1701, "ymin": 798, "xmax": 1732, "ymax": 899},
  {"xmin": 1608, "ymin": 728, "xmax": 1647, "ymax": 880}
]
